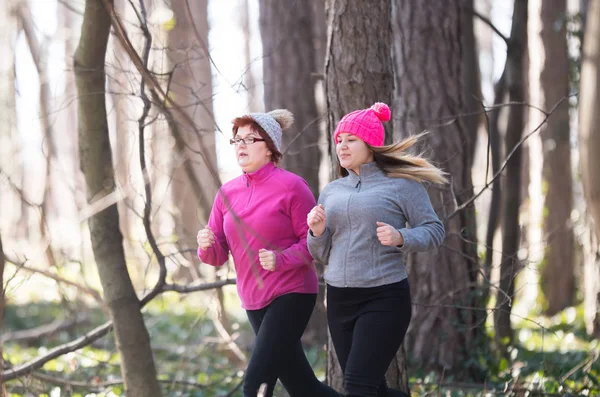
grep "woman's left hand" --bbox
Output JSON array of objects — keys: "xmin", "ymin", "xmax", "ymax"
[
  {"xmin": 376, "ymin": 222, "xmax": 404, "ymax": 247},
  {"xmin": 258, "ymin": 249, "xmax": 276, "ymax": 271}
]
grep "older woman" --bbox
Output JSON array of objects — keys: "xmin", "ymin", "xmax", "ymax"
[{"xmin": 198, "ymin": 109, "xmax": 340, "ymax": 397}]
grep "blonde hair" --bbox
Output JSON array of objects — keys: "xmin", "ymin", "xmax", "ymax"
[{"xmin": 339, "ymin": 132, "xmax": 448, "ymax": 184}]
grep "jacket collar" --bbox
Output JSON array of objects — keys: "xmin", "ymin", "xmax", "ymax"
[
  {"xmin": 346, "ymin": 162, "xmax": 384, "ymax": 184},
  {"xmin": 243, "ymin": 162, "xmax": 276, "ymax": 185}
]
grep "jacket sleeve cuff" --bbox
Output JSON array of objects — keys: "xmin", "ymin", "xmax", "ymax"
[
  {"xmin": 274, "ymin": 251, "xmax": 285, "ymax": 271},
  {"xmin": 308, "ymin": 227, "xmax": 330, "ymax": 242},
  {"xmin": 396, "ymin": 228, "xmax": 413, "ymax": 252}
]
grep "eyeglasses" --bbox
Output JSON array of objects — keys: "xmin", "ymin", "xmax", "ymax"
[{"xmin": 229, "ymin": 137, "xmax": 267, "ymax": 145}]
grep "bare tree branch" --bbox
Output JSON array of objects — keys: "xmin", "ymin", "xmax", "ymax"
[
  {"xmin": 0, "ymin": 169, "xmax": 42, "ymax": 209},
  {"xmin": 17, "ymin": 263, "xmax": 105, "ymax": 308},
  {"xmin": 132, "ymin": 0, "xmax": 168, "ymax": 307},
  {"xmin": 445, "ymin": 94, "xmax": 576, "ymax": 220},
  {"xmin": 163, "ymin": 278, "xmax": 236, "ymax": 293},
  {"xmin": 56, "ymin": 0, "xmax": 84, "ymax": 16},
  {"xmin": 101, "ymin": 0, "xmax": 222, "ymax": 200},
  {"xmin": 464, "ymin": 4, "xmax": 509, "ymax": 44}
]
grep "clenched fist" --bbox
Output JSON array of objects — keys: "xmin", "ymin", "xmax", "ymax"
[
  {"xmin": 376, "ymin": 221, "xmax": 404, "ymax": 247},
  {"xmin": 197, "ymin": 226, "xmax": 215, "ymax": 250},
  {"xmin": 258, "ymin": 249, "xmax": 276, "ymax": 271},
  {"xmin": 307, "ymin": 204, "xmax": 326, "ymax": 237}
]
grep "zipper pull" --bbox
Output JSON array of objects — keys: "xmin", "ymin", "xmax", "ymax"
[{"xmin": 355, "ymin": 179, "xmax": 361, "ymax": 189}]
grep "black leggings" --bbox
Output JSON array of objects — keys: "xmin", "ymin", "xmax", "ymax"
[
  {"xmin": 244, "ymin": 293, "xmax": 342, "ymax": 397},
  {"xmin": 327, "ymin": 280, "xmax": 412, "ymax": 397}
]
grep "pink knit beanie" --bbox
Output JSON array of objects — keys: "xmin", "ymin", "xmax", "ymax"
[{"xmin": 333, "ymin": 102, "xmax": 391, "ymax": 147}]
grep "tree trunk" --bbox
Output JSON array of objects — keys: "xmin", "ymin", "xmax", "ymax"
[
  {"xmin": 0, "ymin": 0, "xmax": 18, "ymax": 239},
  {"xmin": 258, "ymin": 0, "xmax": 321, "ymax": 197},
  {"xmin": 168, "ymin": 0, "xmax": 217, "ymax": 280},
  {"xmin": 520, "ymin": 24, "xmax": 531, "ymax": 218},
  {"xmin": 0, "ymin": 1, "xmax": 10, "ymax": 382},
  {"xmin": 494, "ymin": 0, "xmax": 528, "ymax": 348},
  {"xmin": 258, "ymin": 0, "xmax": 327, "ymax": 347},
  {"xmin": 326, "ymin": 337, "xmax": 344, "ymax": 391},
  {"xmin": 241, "ymin": 0, "xmax": 261, "ymax": 113},
  {"xmin": 309, "ymin": 0, "xmax": 329, "ymax": 350},
  {"xmin": 582, "ymin": 215, "xmax": 600, "ymax": 336},
  {"xmin": 58, "ymin": 0, "xmax": 87, "ymax": 253},
  {"xmin": 0, "ymin": 232, "xmax": 6, "ymax": 396},
  {"xmin": 112, "ymin": 0, "xmax": 133, "ymax": 250},
  {"xmin": 19, "ymin": 4, "xmax": 59, "ymax": 269},
  {"xmin": 461, "ymin": 0, "xmax": 482, "ymax": 165},
  {"xmin": 74, "ymin": 1, "xmax": 161, "ymax": 395},
  {"xmin": 579, "ymin": 0, "xmax": 600, "ymax": 335},
  {"xmin": 324, "ymin": 0, "xmax": 407, "ymax": 392},
  {"xmin": 582, "ymin": 0, "xmax": 591, "ymax": 31},
  {"xmin": 391, "ymin": 0, "xmax": 486, "ymax": 379},
  {"xmin": 484, "ymin": 70, "xmax": 507, "ymax": 307},
  {"xmin": 325, "ymin": 0, "xmax": 394, "ymax": 180},
  {"xmin": 312, "ymin": 0, "xmax": 327, "ymax": 72},
  {"xmin": 0, "ymin": 18, "xmax": 19, "ymax": 393},
  {"xmin": 56, "ymin": 0, "xmax": 84, "ymax": 257},
  {"xmin": 475, "ymin": 1, "xmax": 501, "ymax": 294},
  {"xmin": 168, "ymin": 0, "xmax": 218, "ymax": 277},
  {"xmin": 529, "ymin": 0, "xmax": 576, "ymax": 315}
]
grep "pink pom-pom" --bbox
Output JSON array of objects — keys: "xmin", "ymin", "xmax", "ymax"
[{"xmin": 371, "ymin": 102, "xmax": 391, "ymax": 121}]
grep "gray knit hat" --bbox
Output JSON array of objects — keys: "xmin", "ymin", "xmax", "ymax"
[{"xmin": 248, "ymin": 109, "xmax": 294, "ymax": 152}]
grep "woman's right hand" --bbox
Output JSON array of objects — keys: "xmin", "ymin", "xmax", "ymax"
[
  {"xmin": 197, "ymin": 226, "xmax": 215, "ymax": 250},
  {"xmin": 307, "ymin": 204, "xmax": 326, "ymax": 237}
]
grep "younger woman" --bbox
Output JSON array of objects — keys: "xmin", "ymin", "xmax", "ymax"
[{"xmin": 307, "ymin": 102, "xmax": 447, "ymax": 397}]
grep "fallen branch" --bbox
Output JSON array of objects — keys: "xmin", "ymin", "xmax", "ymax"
[
  {"xmin": 1, "ymin": 321, "xmax": 113, "ymax": 381},
  {"xmin": 32, "ymin": 370, "xmax": 237, "ymax": 391},
  {"xmin": 1, "ymin": 316, "xmax": 90, "ymax": 344},
  {"xmin": 211, "ymin": 310, "xmax": 247, "ymax": 366},
  {"xmin": 1, "ymin": 278, "xmax": 236, "ymax": 381},
  {"xmin": 559, "ymin": 349, "xmax": 600, "ymax": 383},
  {"xmin": 411, "ymin": 380, "xmax": 578, "ymax": 397}
]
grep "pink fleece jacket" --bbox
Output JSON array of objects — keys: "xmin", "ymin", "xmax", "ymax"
[{"xmin": 198, "ymin": 162, "xmax": 318, "ymax": 310}]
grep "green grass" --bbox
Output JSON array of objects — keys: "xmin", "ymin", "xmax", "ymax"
[
  {"xmin": 407, "ymin": 305, "xmax": 599, "ymax": 396},
  {"xmin": 3, "ymin": 300, "xmax": 598, "ymax": 396}
]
